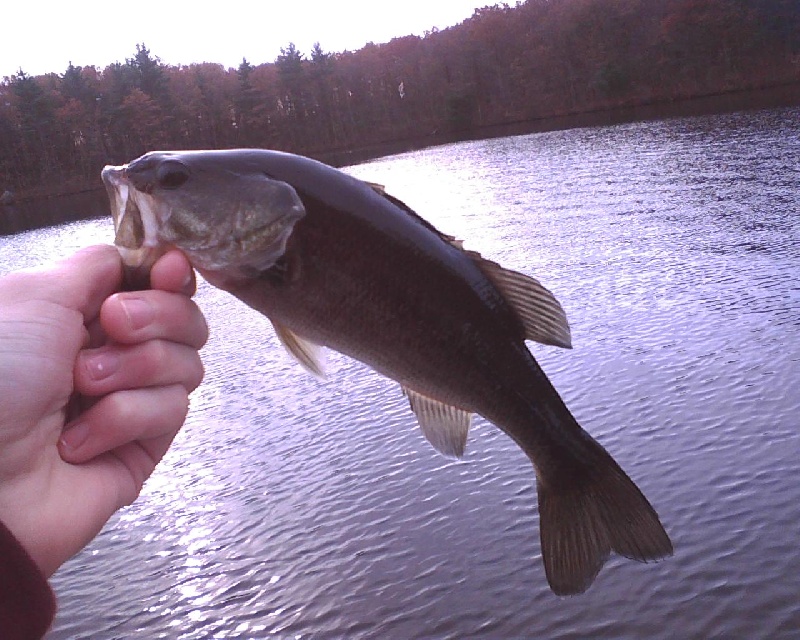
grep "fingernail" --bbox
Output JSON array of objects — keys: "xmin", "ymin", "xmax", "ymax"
[
  {"xmin": 120, "ymin": 296, "xmax": 155, "ymax": 330},
  {"xmin": 60, "ymin": 422, "xmax": 90, "ymax": 452},
  {"xmin": 84, "ymin": 351, "xmax": 120, "ymax": 381}
]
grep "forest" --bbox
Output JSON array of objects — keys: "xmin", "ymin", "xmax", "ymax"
[{"xmin": 1, "ymin": 0, "xmax": 799, "ymax": 200}]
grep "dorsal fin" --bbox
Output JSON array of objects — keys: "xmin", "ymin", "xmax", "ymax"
[
  {"xmin": 403, "ymin": 387, "xmax": 472, "ymax": 458},
  {"xmin": 374, "ymin": 189, "xmax": 450, "ymax": 237},
  {"xmin": 371, "ymin": 184, "xmax": 571, "ymax": 348},
  {"xmin": 467, "ymin": 251, "xmax": 572, "ymax": 349},
  {"xmin": 271, "ymin": 321, "xmax": 326, "ymax": 378}
]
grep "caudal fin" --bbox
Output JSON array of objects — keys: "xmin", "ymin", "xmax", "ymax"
[{"xmin": 536, "ymin": 434, "xmax": 673, "ymax": 596}]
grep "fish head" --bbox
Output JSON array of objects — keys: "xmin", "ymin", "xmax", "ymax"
[{"xmin": 102, "ymin": 150, "xmax": 306, "ymax": 286}]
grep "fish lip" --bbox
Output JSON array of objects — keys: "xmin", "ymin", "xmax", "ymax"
[
  {"xmin": 101, "ymin": 165, "xmax": 125, "ymax": 211},
  {"xmin": 101, "ymin": 164, "xmax": 125, "ymax": 183}
]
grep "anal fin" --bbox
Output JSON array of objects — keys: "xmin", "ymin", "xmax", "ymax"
[{"xmin": 403, "ymin": 387, "xmax": 472, "ymax": 458}]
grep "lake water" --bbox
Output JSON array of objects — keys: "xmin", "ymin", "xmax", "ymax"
[{"xmin": 1, "ymin": 108, "xmax": 798, "ymax": 638}]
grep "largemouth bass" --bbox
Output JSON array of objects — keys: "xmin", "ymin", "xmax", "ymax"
[{"xmin": 102, "ymin": 149, "xmax": 672, "ymax": 595}]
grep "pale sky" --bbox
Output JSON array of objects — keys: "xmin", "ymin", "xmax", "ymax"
[{"xmin": 1, "ymin": 1, "xmax": 486, "ymax": 80}]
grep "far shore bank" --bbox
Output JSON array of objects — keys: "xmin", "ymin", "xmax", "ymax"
[
  {"xmin": 317, "ymin": 82, "xmax": 800, "ymax": 167},
  {"xmin": 2, "ymin": 82, "xmax": 798, "ymax": 236},
  {"xmin": 10, "ymin": 82, "xmax": 800, "ymax": 203}
]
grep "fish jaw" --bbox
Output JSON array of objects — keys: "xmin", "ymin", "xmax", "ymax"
[
  {"xmin": 102, "ymin": 164, "xmax": 168, "ymax": 288},
  {"xmin": 102, "ymin": 152, "xmax": 307, "ymax": 284}
]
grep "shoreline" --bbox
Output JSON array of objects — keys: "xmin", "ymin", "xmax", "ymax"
[
  {"xmin": 2, "ymin": 82, "xmax": 798, "ymax": 216},
  {"xmin": 316, "ymin": 82, "xmax": 800, "ymax": 167}
]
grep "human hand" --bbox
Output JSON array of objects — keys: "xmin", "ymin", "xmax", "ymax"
[{"xmin": 0, "ymin": 245, "xmax": 207, "ymax": 577}]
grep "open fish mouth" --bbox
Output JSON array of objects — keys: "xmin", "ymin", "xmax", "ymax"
[{"xmin": 102, "ymin": 164, "xmax": 167, "ymax": 286}]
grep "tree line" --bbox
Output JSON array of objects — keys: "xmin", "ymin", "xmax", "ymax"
[{"xmin": 1, "ymin": 0, "xmax": 798, "ymax": 199}]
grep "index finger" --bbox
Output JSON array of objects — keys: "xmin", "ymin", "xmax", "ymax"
[{"xmin": 150, "ymin": 250, "xmax": 197, "ymax": 296}]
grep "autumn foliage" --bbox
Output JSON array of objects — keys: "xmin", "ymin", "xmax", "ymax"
[{"xmin": 1, "ymin": 0, "xmax": 798, "ymax": 198}]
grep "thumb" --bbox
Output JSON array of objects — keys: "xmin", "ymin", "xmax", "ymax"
[{"xmin": 12, "ymin": 245, "xmax": 124, "ymax": 321}]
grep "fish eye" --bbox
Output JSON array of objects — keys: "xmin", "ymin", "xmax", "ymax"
[{"xmin": 156, "ymin": 160, "xmax": 190, "ymax": 189}]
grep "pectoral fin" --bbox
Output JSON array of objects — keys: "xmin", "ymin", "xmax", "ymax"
[
  {"xmin": 469, "ymin": 252, "xmax": 572, "ymax": 349},
  {"xmin": 272, "ymin": 322, "xmax": 326, "ymax": 378},
  {"xmin": 403, "ymin": 388, "xmax": 472, "ymax": 458}
]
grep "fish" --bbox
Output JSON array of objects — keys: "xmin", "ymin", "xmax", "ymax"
[{"xmin": 102, "ymin": 149, "xmax": 672, "ymax": 595}]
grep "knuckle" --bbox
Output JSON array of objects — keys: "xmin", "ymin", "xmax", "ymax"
[
  {"xmin": 162, "ymin": 385, "xmax": 190, "ymax": 425},
  {"xmin": 192, "ymin": 304, "xmax": 210, "ymax": 348},
  {"xmin": 146, "ymin": 339, "xmax": 171, "ymax": 373},
  {"xmin": 187, "ymin": 353, "xmax": 205, "ymax": 391},
  {"xmin": 102, "ymin": 391, "xmax": 137, "ymax": 423}
]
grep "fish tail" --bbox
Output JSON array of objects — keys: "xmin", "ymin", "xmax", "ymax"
[{"xmin": 536, "ymin": 431, "xmax": 673, "ymax": 595}]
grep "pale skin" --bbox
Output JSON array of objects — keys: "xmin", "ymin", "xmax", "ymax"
[{"xmin": 0, "ymin": 245, "xmax": 208, "ymax": 577}]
